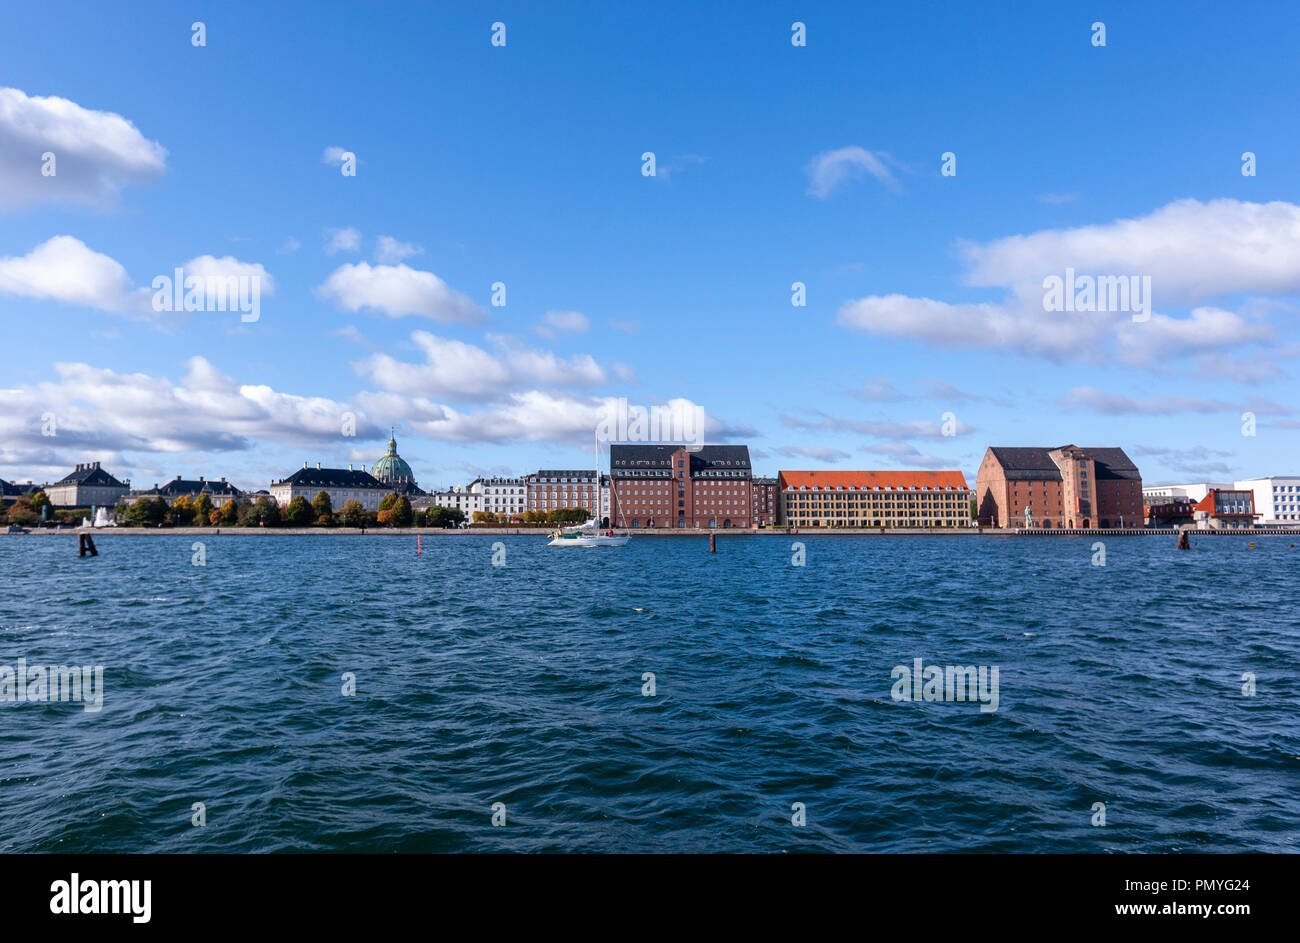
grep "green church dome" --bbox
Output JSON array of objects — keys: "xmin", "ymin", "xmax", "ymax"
[{"xmin": 371, "ymin": 432, "xmax": 415, "ymax": 484}]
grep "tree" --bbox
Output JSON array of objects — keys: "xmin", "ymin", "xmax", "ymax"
[
  {"xmin": 6, "ymin": 499, "xmax": 38, "ymax": 527},
  {"xmin": 192, "ymin": 493, "xmax": 214, "ymax": 525},
  {"xmin": 218, "ymin": 498, "xmax": 239, "ymax": 525},
  {"xmin": 312, "ymin": 490, "xmax": 333, "ymax": 525},
  {"xmin": 379, "ymin": 492, "xmax": 398, "ymax": 513},
  {"xmin": 284, "ymin": 495, "xmax": 314, "ymax": 526},
  {"xmin": 167, "ymin": 494, "xmax": 194, "ymax": 526},
  {"xmin": 340, "ymin": 499, "xmax": 366, "ymax": 528},
  {"xmin": 245, "ymin": 495, "xmax": 280, "ymax": 526},
  {"xmin": 473, "ymin": 510, "xmax": 497, "ymax": 524},
  {"xmin": 30, "ymin": 491, "xmax": 52, "ymax": 521},
  {"xmin": 147, "ymin": 497, "xmax": 169, "ymax": 526},
  {"xmin": 391, "ymin": 494, "xmax": 413, "ymax": 527}
]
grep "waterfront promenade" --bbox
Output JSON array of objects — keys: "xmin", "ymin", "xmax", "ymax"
[{"xmin": 7, "ymin": 526, "xmax": 1300, "ymax": 538}]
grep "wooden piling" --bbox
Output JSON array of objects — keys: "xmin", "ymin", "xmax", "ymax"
[
  {"xmin": 78, "ymin": 534, "xmax": 98, "ymax": 557},
  {"xmin": 709, "ymin": 533, "xmax": 716, "ymax": 553},
  {"xmin": 1176, "ymin": 531, "xmax": 1190, "ymax": 551}
]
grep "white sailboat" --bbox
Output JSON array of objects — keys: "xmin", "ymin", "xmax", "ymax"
[
  {"xmin": 546, "ymin": 517, "xmax": 629, "ymax": 547},
  {"xmin": 545, "ymin": 438, "xmax": 631, "ymax": 547}
]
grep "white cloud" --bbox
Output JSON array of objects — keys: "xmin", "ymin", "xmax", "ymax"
[
  {"xmin": 535, "ymin": 309, "xmax": 589, "ymax": 338},
  {"xmin": 1060, "ymin": 386, "xmax": 1290, "ymax": 417},
  {"xmin": 838, "ymin": 199, "xmax": 1300, "ymax": 369},
  {"xmin": 806, "ymin": 146, "xmax": 895, "ymax": 199},
  {"xmin": 323, "ymin": 227, "xmax": 361, "ymax": 255},
  {"xmin": 782, "ymin": 410, "xmax": 973, "ymax": 440},
  {"xmin": 316, "ymin": 262, "xmax": 482, "ymax": 323},
  {"xmin": 775, "ymin": 445, "xmax": 852, "ymax": 462},
  {"xmin": 0, "ymin": 87, "xmax": 166, "ymax": 209},
  {"xmin": 374, "ymin": 235, "xmax": 424, "ymax": 264},
  {"xmin": 837, "ymin": 293, "xmax": 1103, "ymax": 359},
  {"xmin": 0, "ymin": 357, "xmax": 379, "ymax": 475},
  {"xmin": 0, "ymin": 235, "xmax": 151, "ymax": 315},
  {"xmin": 321, "ymin": 146, "xmax": 351, "ymax": 166},
  {"xmin": 962, "ymin": 198, "xmax": 1300, "ymax": 304},
  {"xmin": 277, "ymin": 237, "xmax": 301, "ymax": 255},
  {"xmin": 353, "ymin": 331, "xmax": 606, "ymax": 400}
]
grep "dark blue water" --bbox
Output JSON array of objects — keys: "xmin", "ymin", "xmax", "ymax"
[{"xmin": 1, "ymin": 533, "xmax": 1296, "ymax": 853}]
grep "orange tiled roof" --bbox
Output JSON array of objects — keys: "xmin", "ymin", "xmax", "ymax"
[{"xmin": 777, "ymin": 470, "xmax": 969, "ymax": 491}]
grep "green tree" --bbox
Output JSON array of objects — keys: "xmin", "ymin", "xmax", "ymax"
[
  {"xmin": 218, "ymin": 498, "xmax": 239, "ymax": 525},
  {"xmin": 311, "ymin": 490, "xmax": 333, "ymax": 525},
  {"xmin": 192, "ymin": 493, "xmax": 214, "ymax": 525},
  {"xmin": 167, "ymin": 494, "xmax": 194, "ymax": 526},
  {"xmin": 146, "ymin": 497, "xmax": 169, "ymax": 526},
  {"xmin": 391, "ymin": 494, "xmax": 413, "ymax": 527},
  {"xmin": 378, "ymin": 492, "xmax": 398, "ymax": 513},
  {"xmin": 284, "ymin": 495, "xmax": 314, "ymax": 526},
  {"xmin": 340, "ymin": 499, "xmax": 366, "ymax": 528},
  {"xmin": 30, "ymin": 491, "xmax": 52, "ymax": 520},
  {"xmin": 245, "ymin": 495, "xmax": 280, "ymax": 526},
  {"xmin": 6, "ymin": 499, "xmax": 38, "ymax": 527}
]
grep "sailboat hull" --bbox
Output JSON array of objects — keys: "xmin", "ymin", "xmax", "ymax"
[{"xmin": 547, "ymin": 535, "xmax": 629, "ymax": 547}]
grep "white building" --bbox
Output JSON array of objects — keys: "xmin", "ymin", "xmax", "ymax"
[
  {"xmin": 1143, "ymin": 482, "xmax": 1231, "ymax": 503},
  {"xmin": 46, "ymin": 462, "xmax": 130, "ymax": 508},
  {"xmin": 421, "ymin": 487, "xmax": 485, "ymax": 516},
  {"xmin": 599, "ymin": 474, "xmax": 611, "ymax": 524},
  {"xmin": 1234, "ymin": 476, "xmax": 1300, "ymax": 525},
  {"xmin": 270, "ymin": 462, "xmax": 389, "ymax": 511},
  {"xmin": 471, "ymin": 477, "xmax": 526, "ymax": 518}
]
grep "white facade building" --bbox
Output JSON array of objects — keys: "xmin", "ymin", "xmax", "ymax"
[
  {"xmin": 269, "ymin": 463, "xmax": 389, "ymax": 511},
  {"xmin": 472, "ymin": 477, "xmax": 526, "ymax": 518},
  {"xmin": 1234, "ymin": 476, "xmax": 1300, "ymax": 524},
  {"xmin": 1143, "ymin": 482, "xmax": 1231, "ymax": 503},
  {"xmin": 423, "ymin": 488, "xmax": 485, "ymax": 516}
]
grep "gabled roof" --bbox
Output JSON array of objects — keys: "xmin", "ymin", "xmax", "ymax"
[
  {"xmin": 273, "ymin": 467, "xmax": 386, "ymax": 489},
  {"xmin": 154, "ymin": 477, "xmax": 242, "ymax": 498},
  {"xmin": 1084, "ymin": 447, "xmax": 1141, "ymax": 481},
  {"xmin": 610, "ymin": 444, "xmax": 751, "ymax": 472},
  {"xmin": 986, "ymin": 446, "xmax": 1141, "ymax": 482},
  {"xmin": 778, "ymin": 470, "xmax": 969, "ymax": 490},
  {"xmin": 987, "ymin": 447, "xmax": 1064, "ymax": 480},
  {"xmin": 54, "ymin": 463, "xmax": 127, "ymax": 488}
]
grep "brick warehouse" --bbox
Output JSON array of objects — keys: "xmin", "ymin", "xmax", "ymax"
[
  {"xmin": 976, "ymin": 445, "xmax": 1143, "ymax": 528},
  {"xmin": 610, "ymin": 444, "xmax": 752, "ymax": 528},
  {"xmin": 778, "ymin": 470, "xmax": 972, "ymax": 527}
]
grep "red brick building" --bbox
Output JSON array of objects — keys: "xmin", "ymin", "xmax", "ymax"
[
  {"xmin": 778, "ymin": 470, "xmax": 972, "ymax": 527},
  {"xmin": 1194, "ymin": 489, "xmax": 1256, "ymax": 528},
  {"xmin": 976, "ymin": 445, "xmax": 1142, "ymax": 528},
  {"xmin": 525, "ymin": 469, "xmax": 598, "ymax": 516},
  {"xmin": 610, "ymin": 444, "xmax": 751, "ymax": 528},
  {"xmin": 751, "ymin": 476, "xmax": 778, "ymax": 526}
]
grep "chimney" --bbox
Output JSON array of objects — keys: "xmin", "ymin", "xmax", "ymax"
[
  {"xmin": 199, "ymin": 476, "xmax": 204, "ymax": 482},
  {"xmin": 94, "ymin": 461, "xmax": 100, "ymax": 469},
  {"xmin": 348, "ymin": 463, "xmax": 353, "ymax": 471},
  {"xmin": 303, "ymin": 462, "xmax": 307, "ymax": 469},
  {"xmin": 316, "ymin": 462, "xmax": 321, "ymax": 469}
]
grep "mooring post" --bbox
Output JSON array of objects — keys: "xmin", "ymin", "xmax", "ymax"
[
  {"xmin": 78, "ymin": 534, "xmax": 98, "ymax": 557},
  {"xmin": 1177, "ymin": 531, "xmax": 1190, "ymax": 551},
  {"xmin": 709, "ymin": 532, "xmax": 716, "ymax": 553}
]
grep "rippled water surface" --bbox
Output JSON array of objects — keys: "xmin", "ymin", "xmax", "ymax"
[{"xmin": 1, "ymin": 533, "xmax": 1297, "ymax": 853}]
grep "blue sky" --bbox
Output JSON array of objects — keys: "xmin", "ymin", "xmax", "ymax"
[{"xmin": 2, "ymin": 0, "xmax": 1298, "ymax": 492}]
